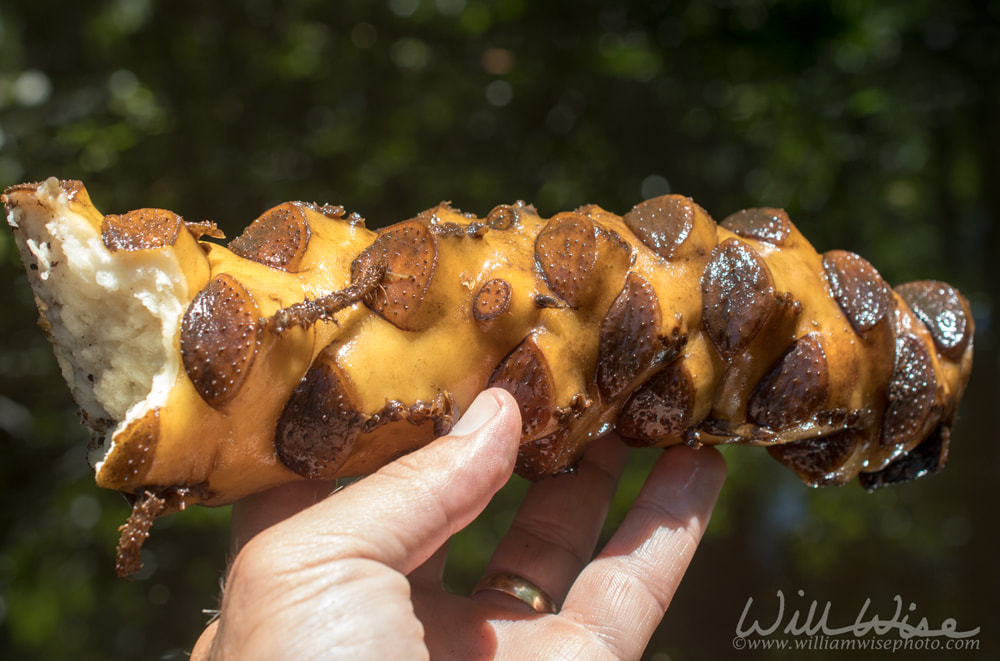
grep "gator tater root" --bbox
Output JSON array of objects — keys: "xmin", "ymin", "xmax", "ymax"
[{"xmin": 3, "ymin": 178, "xmax": 974, "ymax": 576}]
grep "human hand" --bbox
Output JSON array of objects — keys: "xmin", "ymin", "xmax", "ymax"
[{"xmin": 191, "ymin": 388, "xmax": 726, "ymax": 660}]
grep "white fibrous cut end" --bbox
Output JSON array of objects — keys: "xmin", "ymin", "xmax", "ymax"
[{"xmin": 6, "ymin": 178, "xmax": 187, "ymax": 463}]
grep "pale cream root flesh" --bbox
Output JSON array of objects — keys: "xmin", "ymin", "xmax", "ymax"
[{"xmin": 6, "ymin": 178, "xmax": 187, "ymax": 468}]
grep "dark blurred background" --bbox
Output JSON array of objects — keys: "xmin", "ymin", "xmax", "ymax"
[{"xmin": 0, "ymin": 1, "xmax": 997, "ymax": 659}]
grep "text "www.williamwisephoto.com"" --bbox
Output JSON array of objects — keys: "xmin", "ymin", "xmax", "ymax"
[{"xmin": 732, "ymin": 589, "xmax": 981, "ymax": 653}]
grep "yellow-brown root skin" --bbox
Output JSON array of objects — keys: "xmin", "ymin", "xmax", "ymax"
[{"xmin": 3, "ymin": 180, "xmax": 974, "ymax": 575}]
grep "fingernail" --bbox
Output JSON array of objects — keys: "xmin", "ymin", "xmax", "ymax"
[{"xmin": 450, "ymin": 391, "xmax": 501, "ymax": 436}]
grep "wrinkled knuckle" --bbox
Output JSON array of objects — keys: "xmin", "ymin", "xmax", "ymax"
[
  {"xmin": 545, "ymin": 623, "xmax": 620, "ymax": 661},
  {"xmin": 387, "ymin": 454, "xmax": 440, "ymax": 496},
  {"xmin": 221, "ymin": 538, "xmax": 287, "ymax": 610},
  {"xmin": 227, "ymin": 533, "xmax": 275, "ymax": 583},
  {"xmin": 632, "ymin": 499, "xmax": 699, "ymax": 542},
  {"xmin": 630, "ymin": 556, "xmax": 675, "ymax": 614},
  {"xmin": 327, "ymin": 556, "xmax": 386, "ymax": 584},
  {"xmin": 581, "ymin": 456, "xmax": 621, "ymax": 489},
  {"xmin": 314, "ymin": 529, "xmax": 366, "ymax": 560},
  {"xmin": 513, "ymin": 518, "xmax": 591, "ymax": 566},
  {"xmin": 382, "ymin": 459, "xmax": 455, "ymax": 532}
]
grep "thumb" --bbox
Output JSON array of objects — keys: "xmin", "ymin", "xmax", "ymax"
[{"xmin": 261, "ymin": 388, "xmax": 522, "ymax": 575}]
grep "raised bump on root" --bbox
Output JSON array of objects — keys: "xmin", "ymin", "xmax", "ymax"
[
  {"xmin": 823, "ymin": 250, "xmax": 891, "ymax": 334},
  {"xmin": 181, "ymin": 274, "xmax": 261, "ymax": 407},
  {"xmin": 351, "ymin": 220, "xmax": 439, "ymax": 330},
  {"xmin": 229, "ymin": 202, "xmax": 312, "ymax": 272},
  {"xmin": 701, "ymin": 238, "xmax": 777, "ymax": 361}
]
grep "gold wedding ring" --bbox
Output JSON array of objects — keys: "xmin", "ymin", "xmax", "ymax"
[{"xmin": 473, "ymin": 571, "xmax": 559, "ymax": 614}]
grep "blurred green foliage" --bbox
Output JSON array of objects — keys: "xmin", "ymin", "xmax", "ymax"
[{"xmin": 1, "ymin": 1, "xmax": 997, "ymax": 659}]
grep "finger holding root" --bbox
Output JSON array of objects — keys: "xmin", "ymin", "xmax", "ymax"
[
  {"xmin": 1, "ymin": 178, "xmax": 975, "ymax": 576},
  {"xmin": 561, "ymin": 444, "xmax": 726, "ymax": 660}
]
